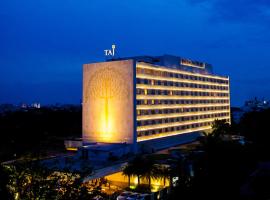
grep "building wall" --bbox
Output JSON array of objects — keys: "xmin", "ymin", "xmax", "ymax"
[
  {"xmin": 83, "ymin": 60, "xmax": 134, "ymax": 143},
  {"xmin": 82, "ymin": 58, "xmax": 230, "ymax": 146},
  {"xmin": 135, "ymin": 62, "xmax": 230, "ymax": 142}
]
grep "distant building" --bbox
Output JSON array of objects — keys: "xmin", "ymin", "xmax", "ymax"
[
  {"xmin": 243, "ymin": 98, "xmax": 269, "ymax": 112},
  {"xmin": 20, "ymin": 102, "xmax": 41, "ymax": 109},
  {"xmin": 232, "ymin": 98, "xmax": 269, "ymax": 123},
  {"xmin": 0, "ymin": 104, "xmax": 16, "ymax": 113},
  {"xmin": 31, "ymin": 102, "xmax": 41, "ymax": 109},
  {"xmin": 82, "ymin": 55, "xmax": 230, "ymax": 156},
  {"xmin": 21, "ymin": 103, "xmax": 28, "ymax": 109}
]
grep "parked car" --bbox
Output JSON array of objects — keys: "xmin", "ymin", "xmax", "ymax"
[
  {"xmin": 117, "ymin": 191, "xmax": 133, "ymax": 200},
  {"xmin": 92, "ymin": 195, "xmax": 103, "ymax": 200},
  {"xmin": 126, "ymin": 193, "xmax": 139, "ymax": 200},
  {"xmin": 137, "ymin": 193, "xmax": 151, "ymax": 200},
  {"xmin": 117, "ymin": 191, "xmax": 151, "ymax": 200}
]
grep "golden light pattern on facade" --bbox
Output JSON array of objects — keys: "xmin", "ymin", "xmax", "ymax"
[
  {"xmin": 137, "ymin": 74, "xmax": 229, "ymax": 87},
  {"xmin": 137, "ymin": 84, "xmax": 229, "ymax": 93},
  {"xmin": 137, "ymin": 126, "xmax": 212, "ymax": 142},
  {"xmin": 137, "ymin": 116, "xmax": 229, "ymax": 131},
  {"xmin": 136, "ymin": 62, "xmax": 230, "ymax": 141},
  {"xmin": 137, "ymin": 95, "xmax": 229, "ymax": 100},
  {"xmin": 83, "ymin": 60, "xmax": 134, "ymax": 143},
  {"xmin": 86, "ymin": 67, "xmax": 128, "ymax": 140},
  {"xmin": 137, "ymin": 62, "xmax": 228, "ymax": 80},
  {"xmin": 137, "ymin": 110, "xmax": 229, "ymax": 121},
  {"xmin": 137, "ymin": 103, "xmax": 230, "ymax": 110}
]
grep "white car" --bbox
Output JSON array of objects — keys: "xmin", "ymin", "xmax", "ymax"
[
  {"xmin": 126, "ymin": 193, "xmax": 139, "ymax": 200},
  {"xmin": 137, "ymin": 193, "xmax": 150, "ymax": 200},
  {"xmin": 92, "ymin": 195, "xmax": 103, "ymax": 200},
  {"xmin": 117, "ymin": 191, "xmax": 133, "ymax": 200}
]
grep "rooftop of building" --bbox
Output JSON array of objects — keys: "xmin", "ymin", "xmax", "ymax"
[{"xmin": 107, "ymin": 54, "xmax": 213, "ymax": 74}]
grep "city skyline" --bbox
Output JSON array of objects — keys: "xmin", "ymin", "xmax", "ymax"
[{"xmin": 1, "ymin": 0, "xmax": 270, "ymax": 106}]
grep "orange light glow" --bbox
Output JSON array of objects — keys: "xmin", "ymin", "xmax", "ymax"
[
  {"xmin": 104, "ymin": 171, "xmax": 169, "ymax": 192},
  {"xmin": 83, "ymin": 60, "xmax": 134, "ymax": 143},
  {"xmin": 100, "ymin": 102, "xmax": 113, "ymax": 141},
  {"xmin": 66, "ymin": 147, "xmax": 78, "ymax": 151}
]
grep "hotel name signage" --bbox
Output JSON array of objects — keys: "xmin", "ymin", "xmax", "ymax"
[
  {"xmin": 104, "ymin": 44, "xmax": 116, "ymax": 57},
  {"xmin": 181, "ymin": 58, "xmax": 205, "ymax": 68}
]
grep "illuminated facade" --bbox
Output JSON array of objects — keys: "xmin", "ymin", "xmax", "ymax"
[
  {"xmin": 83, "ymin": 60, "xmax": 134, "ymax": 144},
  {"xmin": 83, "ymin": 55, "xmax": 230, "ymax": 149}
]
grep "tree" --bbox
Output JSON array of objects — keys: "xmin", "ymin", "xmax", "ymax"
[
  {"xmin": 211, "ymin": 119, "xmax": 231, "ymax": 138},
  {"xmin": 2, "ymin": 158, "xmax": 98, "ymax": 200},
  {"xmin": 154, "ymin": 165, "xmax": 171, "ymax": 186},
  {"xmin": 125, "ymin": 156, "xmax": 144, "ymax": 186},
  {"xmin": 122, "ymin": 156, "xmax": 159, "ymax": 189},
  {"xmin": 141, "ymin": 160, "xmax": 158, "ymax": 188},
  {"xmin": 3, "ymin": 159, "xmax": 59, "ymax": 199},
  {"xmin": 0, "ymin": 164, "xmax": 11, "ymax": 199},
  {"xmin": 122, "ymin": 163, "xmax": 134, "ymax": 187}
]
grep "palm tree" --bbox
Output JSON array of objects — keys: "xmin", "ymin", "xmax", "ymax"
[
  {"xmin": 142, "ymin": 162, "xmax": 158, "ymax": 188},
  {"xmin": 122, "ymin": 164, "xmax": 134, "ymax": 187},
  {"xmin": 132, "ymin": 156, "xmax": 146, "ymax": 186},
  {"xmin": 155, "ymin": 165, "xmax": 171, "ymax": 186},
  {"xmin": 122, "ymin": 156, "xmax": 158, "ymax": 188},
  {"xmin": 122, "ymin": 156, "xmax": 144, "ymax": 186}
]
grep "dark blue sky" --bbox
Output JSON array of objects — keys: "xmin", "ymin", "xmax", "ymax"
[{"xmin": 1, "ymin": 0, "xmax": 270, "ymax": 106}]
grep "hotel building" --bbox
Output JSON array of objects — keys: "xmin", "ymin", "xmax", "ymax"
[{"xmin": 82, "ymin": 55, "xmax": 230, "ymax": 152}]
